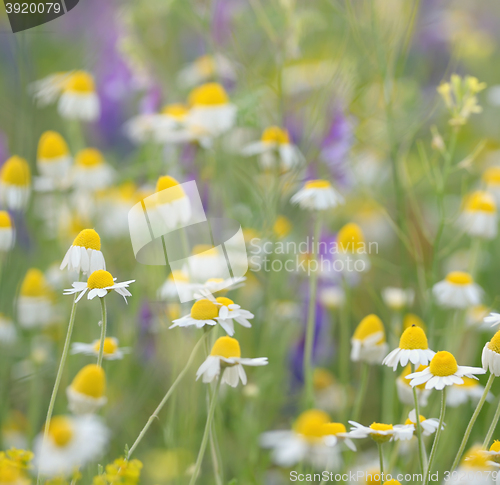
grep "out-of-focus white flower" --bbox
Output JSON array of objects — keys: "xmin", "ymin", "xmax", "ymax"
[
  {"xmin": 291, "ymin": 179, "xmax": 343, "ymax": 211},
  {"xmin": 158, "ymin": 270, "xmax": 191, "ymax": 302},
  {"xmin": 319, "ymin": 286, "xmax": 345, "ymax": 310},
  {"xmin": 66, "ymin": 364, "xmax": 107, "ymax": 415},
  {"xmin": 351, "ymin": 314, "xmax": 388, "ymax": 364},
  {"xmin": 153, "ymin": 176, "xmax": 191, "ymax": 231},
  {"xmin": 177, "ymin": 54, "xmax": 236, "ymax": 87},
  {"xmin": 17, "ymin": 268, "xmax": 54, "ymax": 329},
  {"xmin": 0, "ymin": 155, "xmax": 31, "ymax": 211},
  {"xmin": 466, "ymin": 305, "xmax": 493, "ymax": 330},
  {"xmin": 0, "ymin": 314, "xmax": 17, "ymax": 345},
  {"xmin": 36, "ymin": 131, "xmax": 72, "ymax": 188},
  {"xmin": 0, "ymin": 210, "xmax": 15, "ymax": 252},
  {"xmin": 483, "ymin": 166, "xmax": 500, "ymax": 205},
  {"xmin": 485, "ymin": 312, "xmax": 500, "ymax": 327},
  {"xmin": 433, "ymin": 271, "xmax": 482, "ymax": 309},
  {"xmin": 71, "ymin": 148, "xmax": 115, "ymax": 192},
  {"xmin": 446, "ymin": 376, "xmax": 493, "ymax": 408},
  {"xmin": 71, "ymin": 337, "xmax": 129, "ymax": 361},
  {"xmin": 459, "ymin": 191, "xmax": 497, "ymax": 240},
  {"xmin": 396, "ymin": 365, "xmax": 431, "ymax": 407},
  {"xmin": 348, "ymin": 421, "xmax": 414, "ymax": 443},
  {"xmin": 313, "ymin": 368, "xmax": 347, "ymax": 412},
  {"xmin": 381, "ymin": 287, "xmax": 414, "ymax": 311},
  {"xmin": 336, "ymin": 223, "xmax": 371, "ymax": 274}
]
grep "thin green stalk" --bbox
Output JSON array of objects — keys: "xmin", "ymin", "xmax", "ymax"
[
  {"xmin": 352, "ymin": 363, "xmax": 369, "ymax": 422},
  {"xmin": 303, "ymin": 214, "xmax": 322, "ymax": 408},
  {"xmin": 452, "ymin": 373, "xmax": 495, "ymax": 470},
  {"xmin": 339, "ymin": 278, "xmax": 350, "ymax": 386},
  {"xmin": 189, "ymin": 376, "xmax": 222, "ymax": 485},
  {"xmin": 97, "ymin": 298, "xmax": 107, "ymax": 367},
  {"xmin": 483, "ymin": 390, "xmax": 500, "ymax": 449},
  {"xmin": 423, "ymin": 388, "xmax": 446, "ymax": 485},
  {"xmin": 412, "ymin": 364, "xmax": 426, "ymax": 474},
  {"xmin": 377, "ymin": 443, "xmax": 384, "ymax": 485},
  {"xmin": 126, "ymin": 332, "xmax": 208, "ymax": 459}
]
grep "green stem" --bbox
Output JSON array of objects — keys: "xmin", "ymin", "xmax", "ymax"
[
  {"xmin": 339, "ymin": 277, "xmax": 350, "ymax": 386},
  {"xmin": 452, "ymin": 373, "xmax": 495, "ymax": 470},
  {"xmin": 97, "ymin": 298, "xmax": 107, "ymax": 367},
  {"xmin": 412, "ymin": 364, "xmax": 426, "ymax": 474},
  {"xmin": 303, "ymin": 214, "xmax": 322, "ymax": 408},
  {"xmin": 483, "ymin": 389, "xmax": 500, "ymax": 449},
  {"xmin": 126, "ymin": 333, "xmax": 208, "ymax": 459},
  {"xmin": 423, "ymin": 388, "xmax": 446, "ymax": 485},
  {"xmin": 352, "ymin": 363, "xmax": 369, "ymax": 422},
  {"xmin": 189, "ymin": 376, "xmax": 222, "ymax": 485},
  {"xmin": 377, "ymin": 443, "xmax": 384, "ymax": 485}
]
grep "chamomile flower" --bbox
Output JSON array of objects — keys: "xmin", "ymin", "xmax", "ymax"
[
  {"xmin": 482, "ymin": 329, "xmax": 500, "ymax": 376},
  {"xmin": 194, "ymin": 276, "xmax": 247, "ymax": 297},
  {"xmin": 17, "ymin": 268, "xmax": 54, "ymax": 329},
  {"xmin": 467, "ymin": 305, "xmax": 492, "ymax": 329},
  {"xmin": 71, "ymin": 337, "xmax": 129, "ymax": 361},
  {"xmin": 291, "ymin": 179, "xmax": 344, "ymax": 211},
  {"xmin": 242, "ymin": 126, "xmax": 304, "ymax": 172},
  {"xmin": 381, "ymin": 287, "xmax": 414, "ymax": 312},
  {"xmin": 196, "ymin": 336, "xmax": 268, "ymax": 387},
  {"xmin": 63, "ymin": 270, "xmax": 134, "ymax": 303},
  {"xmin": 313, "ymin": 368, "xmax": 347, "ymax": 412},
  {"xmin": 348, "ymin": 421, "xmax": 414, "ymax": 443},
  {"xmin": 319, "ymin": 286, "xmax": 345, "ymax": 310},
  {"xmin": 433, "ymin": 271, "xmax": 482, "ymax": 309},
  {"xmin": 483, "ymin": 166, "xmax": 500, "ymax": 205},
  {"xmin": 71, "ymin": 148, "xmax": 115, "ymax": 191},
  {"xmin": 66, "ymin": 364, "xmax": 107, "ymax": 414},
  {"xmin": 484, "ymin": 312, "xmax": 500, "ymax": 327},
  {"xmin": 158, "ymin": 270, "xmax": 191, "ymax": 302},
  {"xmin": 177, "ymin": 54, "xmax": 236, "ymax": 87},
  {"xmin": 449, "ymin": 446, "xmax": 497, "ymax": 485},
  {"xmin": 260, "ymin": 410, "xmax": 356, "ymax": 469},
  {"xmin": 336, "ymin": 222, "xmax": 371, "ymax": 274},
  {"xmin": 351, "ymin": 314, "xmax": 388, "ymax": 364},
  {"xmin": 170, "ymin": 298, "xmax": 220, "ymax": 330},
  {"xmin": 0, "ymin": 314, "xmax": 17, "ymax": 345},
  {"xmin": 396, "ymin": 365, "xmax": 431, "ymax": 407},
  {"xmin": 0, "ymin": 210, "xmax": 15, "ymax": 251},
  {"xmin": 480, "ymin": 440, "xmax": 500, "ymax": 464},
  {"xmin": 382, "ymin": 325, "xmax": 435, "ymax": 371},
  {"xmin": 0, "ymin": 156, "xmax": 31, "ymax": 211},
  {"xmin": 459, "ymin": 191, "xmax": 497, "ymax": 239},
  {"xmin": 186, "ymin": 82, "xmax": 237, "ymax": 138},
  {"xmin": 36, "ymin": 131, "xmax": 72, "ymax": 187},
  {"xmin": 34, "ymin": 415, "xmax": 109, "ymax": 477},
  {"xmin": 153, "ymin": 176, "xmax": 191, "ymax": 230},
  {"xmin": 60, "ymin": 228, "xmax": 106, "ymax": 275},
  {"xmin": 151, "ymin": 104, "xmax": 194, "ymax": 144},
  {"xmin": 404, "ymin": 409, "xmax": 442, "ymax": 436},
  {"xmin": 57, "ymin": 71, "xmax": 100, "ymax": 121},
  {"xmin": 406, "ymin": 351, "xmax": 486, "ymax": 390},
  {"xmin": 446, "ymin": 377, "xmax": 493, "ymax": 407},
  {"xmin": 214, "ymin": 296, "xmax": 254, "ymax": 336}
]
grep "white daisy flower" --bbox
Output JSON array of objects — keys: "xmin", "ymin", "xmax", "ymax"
[
  {"xmin": 170, "ymin": 298, "xmax": 220, "ymax": 330},
  {"xmin": 485, "ymin": 312, "xmax": 500, "ymax": 327},
  {"xmin": 404, "ymin": 409, "xmax": 442, "ymax": 436},
  {"xmin": 242, "ymin": 126, "xmax": 304, "ymax": 172},
  {"xmin": 382, "ymin": 325, "xmax": 435, "ymax": 371},
  {"xmin": 396, "ymin": 365, "xmax": 431, "ymax": 407},
  {"xmin": 124, "ymin": 113, "xmax": 158, "ymax": 144},
  {"xmin": 432, "ymin": 271, "xmax": 482, "ymax": 309},
  {"xmin": 0, "ymin": 210, "xmax": 15, "ymax": 252},
  {"xmin": 158, "ymin": 270, "xmax": 192, "ymax": 302},
  {"xmin": 193, "ymin": 276, "xmax": 246, "ymax": 299},
  {"xmin": 71, "ymin": 337, "xmax": 129, "ymax": 361},
  {"xmin": 177, "ymin": 54, "xmax": 236, "ymax": 87},
  {"xmin": 71, "ymin": 148, "xmax": 115, "ymax": 191},
  {"xmin": 17, "ymin": 268, "xmax": 54, "ymax": 329},
  {"xmin": 60, "ymin": 228, "xmax": 106, "ymax": 275},
  {"xmin": 57, "ymin": 71, "xmax": 100, "ymax": 121},
  {"xmin": 30, "ymin": 71, "xmax": 72, "ymax": 107},
  {"xmin": 66, "ymin": 364, "xmax": 107, "ymax": 415},
  {"xmin": 450, "ymin": 447, "xmax": 498, "ymax": 485},
  {"xmin": 313, "ymin": 369, "xmax": 348, "ymax": 412},
  {"xmin": 406, "ymin": 351, "xmax": 486, "ymax": 390},
  {"xmin": 318, "ymin": 286, "xmax": 345, "ymax": 310},
  {"xmin": 336, "ymin": 223, "xmax": 371, "ymax": 274},
  {"xmin": 0, "ymin": 314, "xmax": 17, "ymax": 345},
  {"xmin": 261, "ymin": 410, "xmax": 357, "ymax": 470},
  {"xmin": 381, "ymin": 287, "xmax": 414, "ymax": 311},
  {"xmin": 63, "ymin": 270, "xmax": 135, "ymax": 303},
  {"xmin": 214, "ymin": 296, "xmax": 254, "ymax": 336},
  {"xmin": 0, "ymin": 155, "xmax": 31, "ymax": 211},
  {"xmin": 152, "ymin": 176, "xmax": 192, "ymax": 231},
  {"xmin": 483, "ymin": 166, "xmax": 500, "ymax": 205},
  {"xmin": 36, "ymin": 131, "xmax": 72, "ymax": 188},
  {"xmin": 351, "ymin": 314, "xmax": 388, "ymax": 364},
  {"xmin": 482, "ymin": 330, "xmax": 500, "ymax": 376},
  {"xmin": 446, "ymin": 376, "xmax": 493, "ymax": 408},
  {"xmin": 348, "ymin": 421, "xmax": 415, "ymax": 443},
  {"xmin": 186, "ymin": 245, "xmax": 229, "ymax": 283},
  {"xmin": 467, "ymin": 305, "xmax": 493, "ymax": 330},
  {"xmin": 196, "ymin": 336, "xmax": 268, "ymax": 387},
  {"xmin": 291, "ymin": 179, "xmax": 344, "ymax": 211},
  {"xmin": 480, "ymin": 440, "xmax": 500, "ymax": 464},
  {"xmin": 34, "ymin": 414, "xmax": 109, "ymax": 477},
  {"xmin": 459, "ymin": 191, "xmax": 497, "ymax": 240},
  {"xmin": 150, "ymin": 104, "xmax": 196, "ymax": 144},
  {"xmin": 186, "ymin": 82, "xmax": 237, "ymax": 138}
]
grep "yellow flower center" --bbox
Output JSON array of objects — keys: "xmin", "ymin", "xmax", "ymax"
[
  {"xmin": 429, "ymin": 351, "xmax": 458, "ymax": 376},
  {"xmin": 353, "ymin": 314, "xmax": 385, "ymax": 343},
  {"xmin": 337, "ymin": 223, "xmax": 365, "ymax": 253},
  {"xmin": 464, "ymin": 191, "xmax": 496, "ymax": 213},
  {"xmin": 188, "ymin": 82, "xmax": 229, "ymax": 106},
  {"xmin": 399, "ymin": 325, "xmax": 429, "ymax": 350},
  {"xmin": 70, "ymin": 364, "xmax": 106, "ymax": 398},
  {"xmin": 261, "ymin": 126, "xmax": 290, "ymax": 145},
  {"xmin": 488, "ymin": 330, "xmax": 500, "ymax": 354},
  {"xmin": 93, "ymin": 337, "xmax": 118, "ymax": 355},
  {"xmin": 87, "ymin": 270, "xmax": 114, "ymax": 289},
  {"xmin": 405, "ymin": 415, "xmax": 425, "ymax": 425},
  {"xmin": 304, "ymin": 179, "xmax": 331, "ymax": 190},
  {"xmin": 403, "ymin": 313, "xmax": 426, "ymax": 331},
  {"xmin": 20, "ymin": 269, "xmax": 48, "ymax": 297},
  {"xmin": 72, "ymin": 228, "xmax": 101, "ymax": 250},
  {"xmin": 483, "ymin": 167, "xmax": 500, "ymax": 186},
  {"xmin": 321, "ymin": 422, "xmax": 346, "ymax": 435},
  {"xmin": 0, "ymin": 156, "xmax": 30, "ymax": 186},
  {"xmin": 169, "ymin": 270, "xmax": 189, "ymax": 283},
  {"xmin": 47, "ymin": 416, "xmax": 74, "ymax": 447},
  {"xmin": 37, "ymin": 131, "xmax": 69, "ymax": 160},
  {"xmin": 64, "ymin": 71, "xmax": 95, "ymax": 93},
  {"xmin": 313, "ymin": 368, "xmax": 335, "ymax": 390},
  {"xmin": 445, "ymin": 271, "xmax": 473, "ymax": 286},
  {"xmin": 190, "ymin": 299, "xmax": 219, "ymax": 320},
  {"xmin": 75, "ymin": 148, "xmax": 104, "ymax": 167},
  {"xmin": 370, "ymin": 423, "xmax": 393, "ymax": 432},
  {"xmin": 459, "ymin": 376, "xmax": 479, "ymax": 388},
  {"xmin": 210, "ymin": 336, "xmax": 241, "ymax": 359},
  {"xmin": 0, "ymin": 211, "xmax": 12, "ymax": 229},
  {"xmin": 155, "ymin": 175, "xmax": 185, "ymax": 204},
  {"xmin": 161, "ymin": 103, "xmax": 189, "ymax": 120},
  {"xmin": 294, "ymin": 410, "xmax": 330, "ymax": 441},
  {"xmin": 365, "ymin": 469, "xmax": 382, "ymax": 485},
  {"xmin": 273, "ymin": 216, "xmax": 292, "ymax": 239},
  {"xmin": 194, "ymin": 55, "xmax": 216, "ymax": 76},
  {"xmin": 463, "ymin": 447, "xmax": 490, "ymax": 468},
  {"xmin": 383, "ymin": 481, "xmax": 401, "ymax": 485},
  {"xmin": 490, "ymin": 440, "xmax": 500, "ymax": 452},
  {"xmin": 216, "ymin": 297, "xmax": 234, "ymax": 309}
]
